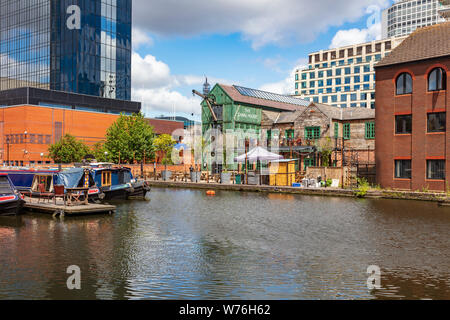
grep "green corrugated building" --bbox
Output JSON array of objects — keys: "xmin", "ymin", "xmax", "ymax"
[{"xmin": 200, "ymin": 84, "xmax": 310, "ymax": 172}]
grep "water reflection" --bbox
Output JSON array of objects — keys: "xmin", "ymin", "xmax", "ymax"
[{"xmin": 0, "ymin": 189, "xmax": 449, "ymax": 300}]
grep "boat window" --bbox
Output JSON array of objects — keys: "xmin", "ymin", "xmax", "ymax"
[
  {"xmin": 102, "ymin": 171, "xmax": 112, "ymax": 187},
  {"xmin": 0, "ymin": 176, "xmax": 12, "ymax": 194}
]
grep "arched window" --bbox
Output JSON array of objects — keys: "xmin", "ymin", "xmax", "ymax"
[
  {"xmin": 396, "ymin": 73, "xmax": 413, "ymax": 95},
  {"xmin": 428, "ymin": 68, "xmax": 446, "ymax": 91}
]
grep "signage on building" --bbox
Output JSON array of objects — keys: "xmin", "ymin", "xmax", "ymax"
[{"xmin": 235, "ymin": 105, "xmax": 261, "ymax": 124}]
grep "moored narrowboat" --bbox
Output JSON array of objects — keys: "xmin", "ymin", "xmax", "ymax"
[
  {"xmin": 90, "ymin": 163, "xmax": 150, "ymax": 200},
  {"xmin": 0, "ymin": 174, "xmax": 25, "ymax": 216}
]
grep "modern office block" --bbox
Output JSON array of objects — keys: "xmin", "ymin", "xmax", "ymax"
[
  {"xmin": 0, "ymin": 0, "xmax": 132, "ymax": 100},
  {"xmin": 381, "ymin": 0, "xmax": 446, "ymax": 39},
  {"xmin": 294, "ymin": 37, "xmax": 406, "ymax": 109}
]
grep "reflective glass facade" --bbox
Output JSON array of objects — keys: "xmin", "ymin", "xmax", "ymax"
[{"xmin": 0, "ymin": 0, "xmax": 131, "ymax": 100}]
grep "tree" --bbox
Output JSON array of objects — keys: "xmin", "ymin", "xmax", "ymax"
[
  {"xmin": 92, "ymin": 142, "xmax": 110, "ymax": 162},
  {"xmin": 104, "ymin": 113, "xmax": 155, "ymax": 164},
  {"xmin": 317, "ymin": 137, "xmax": 333, "ymax": 167},
  {"xmin": 154, "ymin": 134, "xmax": 176, "ymax": 170},
  {"xmin": 48, "ymin": 134, "xmax": 90, "ymax": 164}
]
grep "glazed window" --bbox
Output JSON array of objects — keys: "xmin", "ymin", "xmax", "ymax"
[
  {"xmin": 428, "ymin": 68, "xmax": 446, "ymax": 91},
  {"xmin": 102, "ymin": 171, "xmax": 112, "ymax": 186},
  {"xmin": 395, "ymin": 115, "xmax": 412, "ymax": 134},
  {"xmin": 427, "ymin": 112, "xmax": 446, "ymax": 133},
  {"xmin": 395, "ymin": 160, "xmax": 412, "ymax": 179},
  {"xmin": 427, "ymin": 160, "xmax": 445, "ymax": 180},
  {"xmin": 396, "ymin": 73, "xmax": 413, "ymax": 95}
]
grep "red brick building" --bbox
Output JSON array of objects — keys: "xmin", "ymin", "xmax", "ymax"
[
  {"xmin": 0, "ymin": 105, "xmax": 184, "ymax": 166},
  {"xmin": 375, "ymin": 22, "xmax": 450, "ymax": 191}
]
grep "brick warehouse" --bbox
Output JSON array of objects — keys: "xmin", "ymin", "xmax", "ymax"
[
  {"xmin": 0, "ymin": 105, "xmax": 184, "ymax": 166},
  {"xmin": 375, "ymin": 22, "xmax": 450, "ymax": 191}
]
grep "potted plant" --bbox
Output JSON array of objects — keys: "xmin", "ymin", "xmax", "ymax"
[{"xmin": 154, "ymin": 134, "xmax": 176, "ymax": 181}]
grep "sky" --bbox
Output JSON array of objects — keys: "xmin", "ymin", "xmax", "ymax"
[{"xmin": 131, "ymin": 0, "xmax": 396, "ymax": 120}]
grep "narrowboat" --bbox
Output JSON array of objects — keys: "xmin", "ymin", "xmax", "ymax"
[
  {"xmin": 0, "ymin": 168, "xmax": 104, "ymax": 202},
  {"xmin": 0, "ymin": 174, "xmax": 25, "ymax": 216},
  {"xmin": 90, "ymin": 164, "xmax": 150, "ymax": 200}
]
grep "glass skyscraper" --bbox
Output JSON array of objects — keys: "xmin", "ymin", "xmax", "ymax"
[{"xmin": 0, "ymin": 0, "xmax": 131, "ymax": 100}]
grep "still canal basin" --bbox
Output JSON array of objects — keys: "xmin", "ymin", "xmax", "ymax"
[{"xmin": 0, "ymin": 187, "xmax": 450, "ymax": 300}]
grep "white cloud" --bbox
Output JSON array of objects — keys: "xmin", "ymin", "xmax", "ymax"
[
  {"xmin": 329, "ymin": 5, "xmax": 383, "ymax": 48},
  {"xmin": 133, "ymin": 0, "xmax": 391, "ymax": 49},
  {"xmin": 329, "ymin": 23, "xmax": 381, "ymax": 48},
  {"xmin": 259, "ymin": 59, "xmax": 308, "ymax": 95},
  {"xmin": 132, "ymin": 28, "xmax": 154, "ymax": 49},
  {"xmin": 131, "ymin": 52, "xmax": 232, "ymax": 116}
]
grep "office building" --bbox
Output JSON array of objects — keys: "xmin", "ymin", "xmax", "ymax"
[
  {"xmin": 0, "ymin": 0, "xmax": 132, "ymax": 100},
  {"xmin": 438, "ymin": 0, "xmax": 450, "ymax": 20},
  {"xmin": 294, "ymin": 37, "xmax": 406, "ymax": 109},
  {"xmin": 381, "ymin": 0, "xmax": 446, "ymax": 39},
  {"xmin": 375, "ymin": 22, "xmax": 450, "ymax": 191}
]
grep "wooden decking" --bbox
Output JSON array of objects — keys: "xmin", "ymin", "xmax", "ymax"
[{"xmin": 23, "ymin": 197, "xmax": 116, "ymax": 217}]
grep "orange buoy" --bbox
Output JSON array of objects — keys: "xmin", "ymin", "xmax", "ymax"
[{"xmin": 206, "ymin": 190, "xmax": 216, "ymax": 196}]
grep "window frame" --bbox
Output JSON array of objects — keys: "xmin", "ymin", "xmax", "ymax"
[
  {"xmin": 395, "ymin": 160, "xmax": 412, "ymax": 179},
  {"xmin": 365, "ymin": 122, "xmax": 375, "ymax": 140},
  {"xmin": 428, "ymin": 67, "xmax": 446, "ymax": 92},
  {"xmin": 426, "ymin": 160, "xmax": 446, "ymax": 181},
  {"xmin": 305, "ymin": 127, "xmax": 321, "ymax": 140},
  {"xmin": 427, "ymin": 112, "xmax": 446, "ymax": 133},
  {"xmin": 396, "ymin": 72, "xmax": 413, "ymax": 95},
  {"xmin": 343, "ymin": 123, "xmax": 351, "ymax": 140},
  {"xmin": 395, "ymin": 114, "xmax": 412, "ymax": 135}
]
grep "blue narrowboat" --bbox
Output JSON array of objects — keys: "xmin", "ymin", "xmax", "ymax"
[
  {"xmin": 0, "ymin": 174, "xmax": 25, "ymax": 216},
  {"xmin": 0, "ymin": 168, "xmax": 103, "ymax": 201},
  {"xmin": 90, "ymin": 164, "xmax": 150, "ymax": 200}
]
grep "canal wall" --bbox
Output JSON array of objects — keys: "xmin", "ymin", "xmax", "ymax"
[{"xmin": 146, "ymin": 180, "xmax": 450, "ymax": 204}]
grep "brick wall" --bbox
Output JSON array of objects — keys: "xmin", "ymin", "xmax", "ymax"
[{"xmin": 376, "ymin": 56, "xmax": 450, "ymax": 191}]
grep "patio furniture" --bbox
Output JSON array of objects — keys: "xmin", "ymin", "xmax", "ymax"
[
  {"xmin": 66, "ymin": 187, "xmax": 89, "ymax": 206},
  {"xmin": 54, "ymin": 185, "xmax": 66, "ymax": 206},
  {"xmin": 38, "ymin": 183, "xmax": 54, "ymax": 203}
]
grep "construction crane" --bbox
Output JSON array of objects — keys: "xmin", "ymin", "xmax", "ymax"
[{"xmin": 192, "ymin": 90, "xmax": 218, "ymax": 123}]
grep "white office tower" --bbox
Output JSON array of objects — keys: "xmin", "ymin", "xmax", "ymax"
[
  {"xmin": 438, "ymin": 0, "xmax": 450, "ymax": 20},
  {"xmin": 382, "ymin": 0, "xmax": 446, "ymax": 39}
]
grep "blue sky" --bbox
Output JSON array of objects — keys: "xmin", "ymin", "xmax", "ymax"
[{"xmin": 131, "ymin": 0, "xmax": 395, "ymax": 120}]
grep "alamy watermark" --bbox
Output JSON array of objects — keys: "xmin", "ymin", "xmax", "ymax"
[
  {"xmin": 66, "ymin": 265, "xmax": 81, "ymax": 290},
  {"xmin": 367, "ymin": 265, "xmax": 382, "ymax": 290}
]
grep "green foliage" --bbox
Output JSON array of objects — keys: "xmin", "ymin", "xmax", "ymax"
[
  {"xmin": 154, "ymin": 134, "xmax": 176, "ymax": 166},
  {"xmin": 326, "ymin": 179, "xmax": 333, "ymax": 188},
  {"xmin": 104, "ymin": 113, "xmax": 155, "ymax": 164},
  {"xmin": 318, "ymin": 137, "xmax": 333, "ymax": 167},
  {"xmin": 355, "ymin": 178, "xmax": 370, "ymax": 198},
  {"xmin": 48, "ymin": 134, "xmax": 90, "ymax": 164},
  {"xmin": 92, "ymin": 142, "xmax": 110, "ymax": 162}
]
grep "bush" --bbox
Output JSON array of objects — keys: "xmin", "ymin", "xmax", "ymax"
[{"xmin": 355, "ymin": 178, "xmax": 370, "ymax": 198}]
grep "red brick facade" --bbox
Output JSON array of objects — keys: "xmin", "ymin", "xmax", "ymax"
[{"xmin": 375, "ymin": 57, "xmax": 450, "ymax": 191}]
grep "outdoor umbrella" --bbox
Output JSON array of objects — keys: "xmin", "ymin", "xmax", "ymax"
[
  {"xmin": 234, "ymin": 147, "xmax": 283, "ymax": 185},
  {"xmin": 234, "ymin": 146, "xmax": 283, "ymax": 163}
]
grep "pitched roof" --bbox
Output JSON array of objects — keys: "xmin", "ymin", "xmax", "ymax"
[
  {"xmin": 376, "ymin": 22, "xmax": 450, "ymax": 68},
  {"xmin": 314, "ymin": 103, "xmax": 375, "ymax": 121},
  {"xmin": 219, "ymin": 84, "xmax": 309, "ymax": 112}
]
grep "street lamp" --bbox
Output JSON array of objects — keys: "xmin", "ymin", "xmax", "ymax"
[{"xmin": 104, "ymin": 151, "xmax": 108, "ymax": 162}]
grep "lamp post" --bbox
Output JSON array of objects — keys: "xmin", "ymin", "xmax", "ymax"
[{"xmin": 104, "ymin": 151, "xmax": 108, "ymax": 162}]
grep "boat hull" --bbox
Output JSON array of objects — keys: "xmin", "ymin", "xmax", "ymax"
[{"xmin": 0, "ymin": 199, "xmax": 25, "ymax": 216}]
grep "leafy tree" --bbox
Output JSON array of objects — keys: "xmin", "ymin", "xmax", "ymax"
[
  {"xmin": 317, "ymin": 137, "xmax": 333, "ymax": 167},
  {"xmin": 104, "ymin": 113, "xmax": 155, "ymax": 164},
  {"xmin": 154, "ymin": 134, "xmax": 176, "ymax": 170},
  {"xmin": 92, "ymin": 142, "xmax": 110, "ymax": 162},
  {"xmin": 48, "ymin": 134, "xmax": 90, "ymax": 164}
]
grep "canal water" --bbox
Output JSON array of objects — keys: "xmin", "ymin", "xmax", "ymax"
[{"xmin": 1, "ymin": 188, "xmax": 450, "ymax": 300}]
